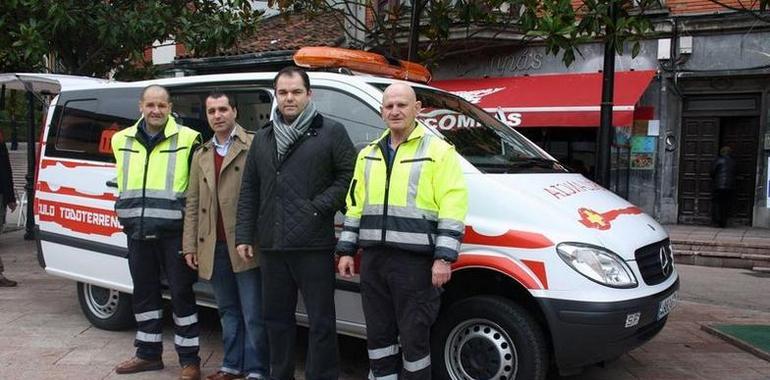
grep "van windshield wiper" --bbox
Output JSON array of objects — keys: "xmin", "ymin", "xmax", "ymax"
[{"xmin": 507, "ymin": 157, "xmax": 562, "ymax": 169}]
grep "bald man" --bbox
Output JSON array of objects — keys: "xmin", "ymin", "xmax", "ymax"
[
  {"xmin": 112, "ymin": 85, "xmax": 203, "ymax": 380},
  {"xmin": 336, "ymin": 83, "xmax": 468, "ymax": 379}
]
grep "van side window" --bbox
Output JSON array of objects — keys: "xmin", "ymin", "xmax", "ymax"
[
  {"xmin": 170, "ymin": 88, "xmax": 273, "ymax": 142},
  {"xmin": 311, "ymin": 88, "xmax": 384, "ymax": 149},
  {"xmin": 47, "ymin": 98, "xmax": 135, "ymax": 163}
]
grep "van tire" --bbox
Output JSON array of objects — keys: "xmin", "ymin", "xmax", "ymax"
[
  {"xmin": 431, "ymin": 296, "xmax": 548, "ymax": 380},
  {"xmin": 77, "ymin": 282, "xmax": 135, "ymax": 331}
]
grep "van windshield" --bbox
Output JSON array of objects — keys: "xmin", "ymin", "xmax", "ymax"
[{"xmin": 372, "ymin": 84, "xmax": 568, "ymax": 173}]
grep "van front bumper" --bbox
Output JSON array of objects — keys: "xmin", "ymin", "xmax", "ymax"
[{"xmin": 537, "ymin": 277, "xmax": 679, "ymax": 374}]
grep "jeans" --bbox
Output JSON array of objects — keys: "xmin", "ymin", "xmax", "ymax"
[{"xmin": 210, "ymin": 241, "xmax": 269, "ymax": 378}]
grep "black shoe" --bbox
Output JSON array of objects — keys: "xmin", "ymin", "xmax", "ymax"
[{"xmin": 0, "ymin": 276, "xmax": 17, "ymax": 287}]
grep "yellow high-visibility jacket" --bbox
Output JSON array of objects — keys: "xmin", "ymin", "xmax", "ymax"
[
  {"xmin": 111, "ymin": 117, "xmax": 201, "ymax": 239},
  {"xmin": 337, "ymin": 123, "xmax": 468, "ymax": 262}
]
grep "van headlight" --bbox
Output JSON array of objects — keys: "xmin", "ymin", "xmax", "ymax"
[{"xmin": 557, "ymin": 243, "xmax": 638, "ymax": 288}]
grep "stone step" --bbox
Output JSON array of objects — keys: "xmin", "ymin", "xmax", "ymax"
[
  {"xmin": 673, "ymin": 249, "xmax": 770, "ymax": 269},
  {"xmin": 671, "ymin": 240, "xmax": 770, "ymax": 256}
]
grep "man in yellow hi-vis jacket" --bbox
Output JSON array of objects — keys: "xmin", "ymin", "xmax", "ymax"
[
  {"xmin": 111, "ymin": 85, "xmax": 203, "ymax": 380},
  {"xmin": 337, "ymin": 83, "xmax": 468, "ymax": 379}
]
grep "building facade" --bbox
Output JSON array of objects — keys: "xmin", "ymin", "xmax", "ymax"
[{"xmin": 431, "ymin": 7, "xmax": 770, "ymax": 227}]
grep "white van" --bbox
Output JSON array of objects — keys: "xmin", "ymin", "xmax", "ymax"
[{"xmin": 21, "ymin": 55, "xmax": 677, "ymax": 379}]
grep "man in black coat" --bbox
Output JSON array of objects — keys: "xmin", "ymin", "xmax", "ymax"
[
  {"xmin": 235, "ymin": 66, "xmax": 356, "ymax": 380},
  {"xmin": 0, "ymin": 137, "xmax": 18, "ymax": 287},
  {"xmin": 711, "ymin": 146, "xmax": 737, "ymax": 228}
]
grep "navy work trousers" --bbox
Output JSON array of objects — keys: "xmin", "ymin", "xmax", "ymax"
[
  {"xmin": 127, "ymin": 236, "xmax": 200, "ymax": 366},
  {"xmin": 360, "ymin": 247, "xmax": 441, "ymax": 380}
]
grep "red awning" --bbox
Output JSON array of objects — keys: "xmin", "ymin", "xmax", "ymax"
[{"xmin": 430, "ymin": 70, "xmax": 656, "ymax": 127}]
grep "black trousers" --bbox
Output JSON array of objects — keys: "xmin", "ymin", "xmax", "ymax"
[
  {"xmin": 127, "ymin": 236, "xmax": 200, "ymax": 366},
  {"xmin": 360, "ymin": 247, "xmax": 441, "ymax": 380},
  {"xmin": 261, "ymin": 250, "xmax": 339, "ymax": 380},
  {"xmin": 712, "ymin": 189, "xmax": 734, "ymax": 228}
]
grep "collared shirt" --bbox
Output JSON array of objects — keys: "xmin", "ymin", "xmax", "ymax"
[
  {"xmin": 385, "ymin": 136, "xmax": 396, "ymax": 168},
  {"xmin": 212, "ymin": 127, "xmax": 237, "ymax": 157}
]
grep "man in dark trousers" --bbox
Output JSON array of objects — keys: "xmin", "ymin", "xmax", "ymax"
[
  {"xmin": 112, "ymin": 85, "xmax": 202, "ymax": 380},
  {"xmin": 337, "ymin": 83, "xmax": 468, "ymax": 379},
  {"xmin": 711, "ymin": 146, "xmax": 737, "ymax": 228},
  {"xmin": 235, "ymin": 66, "xmax": 356, "ymax": 380},
  {"xmin": 0, "ymin": 136, "xmax": 18, "ymax": 287}
]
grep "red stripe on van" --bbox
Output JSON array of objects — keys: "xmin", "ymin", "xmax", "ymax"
[
  {"xmin": 37, "ymin": 181, "xmax": 118, "ymax": 201},
  {"xmin": 464, "ymin": 226, "xmax": 554, "ymax": 249},
  {"xmin": 453, "ymin": 254, "xmax": 543, "ymax": 289},
  {"xmin": 521, "ymin": 259, "xmax": 548, "ymax": 289}
]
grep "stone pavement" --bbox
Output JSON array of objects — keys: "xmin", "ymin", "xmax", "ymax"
[{"xmin": 1, "ymin": 229, "xmax": 769, "ymax": 379}]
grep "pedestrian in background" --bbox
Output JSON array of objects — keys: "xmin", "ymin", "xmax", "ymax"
[
  {"xmin": 183, "ymin": 92, "xmax": 268, "ymax": 380},
  {"xmin": 0, "ymin": 134, "xmax": 18, "ymax": 287},
  {"xmin": 112, "ymin": 85, "xmax": 203, "ymax": 380},
  {"xmin": 711, "ymin": 146, "xmax": 736, "ymax": 228},
  {"xmin": 337, "ymin": 83, "xmax": 468, "ymax": 379},
  {"xmin": 235, "ymin": 66, "xmax": 356, "ymax": 380}
]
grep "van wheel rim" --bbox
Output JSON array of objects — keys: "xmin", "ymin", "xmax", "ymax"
[
  {"xmin": 445, "ymin": 318, "xmax": 517, "ymax": 380},
  {"xmin": 84, "ymin": 284, "xmax": 120, "ymax": 319}
]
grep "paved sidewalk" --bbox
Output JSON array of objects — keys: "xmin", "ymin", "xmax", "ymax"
[{"xmin": 1, "ymin": 229, "xmax": 770, "ymax": 379}]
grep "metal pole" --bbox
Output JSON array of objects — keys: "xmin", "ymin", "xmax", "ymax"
[
  {"xmin": 24, "ymin": 90, "xmax": 35, "ymax": 240},
  {"xmin": 596, "ymin": 1, "xmax": 617, "ymax": 188}
]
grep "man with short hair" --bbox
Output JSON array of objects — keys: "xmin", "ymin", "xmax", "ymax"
[
  {"xmin": 337, "ymin": 83, "xmax": 468, "ymax": 379},
  {"xmin": 112, "ymin": 85, "xmax": 202, "ymax": 380},
  {"xmin": 236, "ymin": 66, "xmax": 356, "ymax": 380},
  {"xmin": 183, "ymin": 92, "xmax": 268, "ymax": 380}
]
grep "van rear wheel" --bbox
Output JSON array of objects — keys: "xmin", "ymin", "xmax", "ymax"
[
  {"xmin": 77, "ymin": 282, "xmax": 135, "ymax": 331},
  {"xmin": 432, "ymin": 296, "xmax": 548, "ymax": 380}
]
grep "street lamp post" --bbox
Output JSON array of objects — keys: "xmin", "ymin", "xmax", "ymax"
[
  {"xmin": 596, "ymin": 1, "xmax": 618, "ymax": 188},
  {"xmin": 24, "ymin": 90, "xmax": 35, "ymax": 240}
]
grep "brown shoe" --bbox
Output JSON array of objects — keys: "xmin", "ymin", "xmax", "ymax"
[
  {"xmin": 180, "ymin": 363, "xmax": 202, "ymax": 380},
  {"xmin": 115, "ymin": 356, "xmax": 164, "ymax": 374},
  {"xmin": 0, "ymin": 276, "xmax": 17, "ymax": 287},
  {"xmin": 206, "ymin": 371, "xmax": 244, "ymax": 380}
]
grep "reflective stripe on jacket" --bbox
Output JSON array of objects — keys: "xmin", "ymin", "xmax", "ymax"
[
  {"xmin": 337, "ymin": 123, "xmax": 468, "ymax": 261},
  {"xmin": 111, "ymin": 117, "xmax": 201, "ymax": 239}
]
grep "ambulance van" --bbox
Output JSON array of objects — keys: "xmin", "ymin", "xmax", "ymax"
[{"xmin": 23, "ymin": 49, "xmax": 677, "ymax": 380}]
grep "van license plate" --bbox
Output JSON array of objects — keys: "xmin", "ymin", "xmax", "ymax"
[{"xmin": 657, "ymin": 291, "xmax": 678, "ymax": 320}]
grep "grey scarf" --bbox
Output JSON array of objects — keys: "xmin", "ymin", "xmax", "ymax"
[{"xmin": 272, "ymin": 101, "xmax": 318, "ymax": 161}]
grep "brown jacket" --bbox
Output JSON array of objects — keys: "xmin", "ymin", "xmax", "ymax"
[{"xmin": 183, "ymin": 125, "xmax": 256, "ymax": 280}]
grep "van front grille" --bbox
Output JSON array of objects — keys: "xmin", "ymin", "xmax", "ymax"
[{"xmin": 634, "ymin": 239, "xmax": 674, "ymax": 286}]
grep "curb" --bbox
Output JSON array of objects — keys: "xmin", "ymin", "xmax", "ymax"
[{"xmin": 700, "ymin": 323, "xmax": 770, "ymax": 362}]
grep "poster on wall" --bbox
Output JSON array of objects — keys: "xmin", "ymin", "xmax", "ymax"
[{"xmin": 630, "ymin": 136, "xmax": 656, "ymax": 170}]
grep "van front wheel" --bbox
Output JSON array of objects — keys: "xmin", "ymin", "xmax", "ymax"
[
  {"xmin": 432, "ymin": 296, "xmax": 548, "ymax": 380},
  {"xmin": 77, "ymin": 282, "xmax": 135, "ymax": 331}
]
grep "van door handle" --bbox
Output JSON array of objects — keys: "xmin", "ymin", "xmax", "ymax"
[{"xmin": 106, "ymin": 178, "xmax": 118, "ymax": 188}]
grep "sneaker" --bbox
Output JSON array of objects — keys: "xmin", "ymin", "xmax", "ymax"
[{"xmin": 114, "ymin": 356, "xmax": 164, "ymax": 374}]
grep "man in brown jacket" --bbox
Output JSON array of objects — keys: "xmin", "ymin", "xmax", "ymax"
[{"xmin": 183, "ymin": 92, "xmax": 268, "ymax": 380}]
